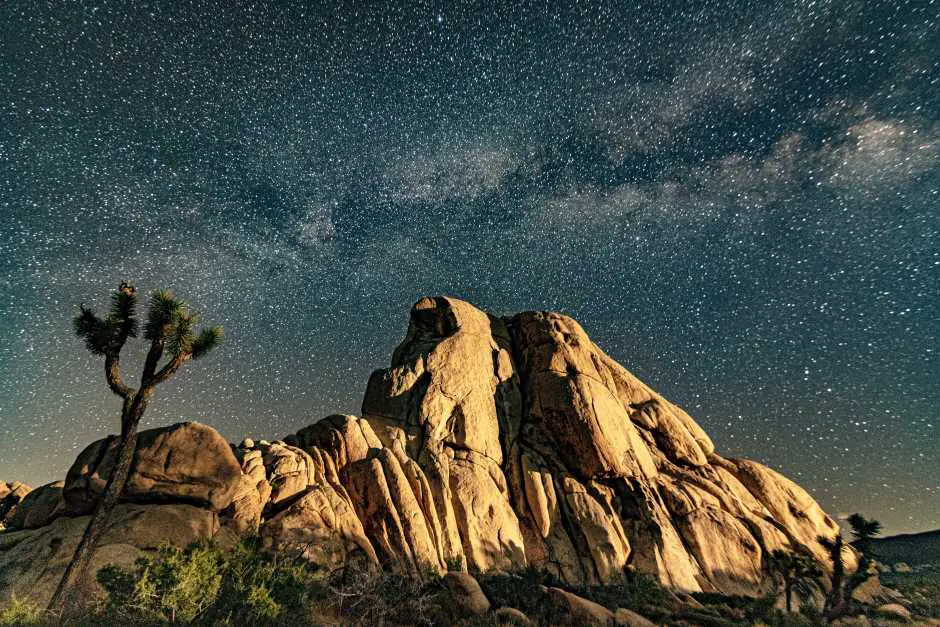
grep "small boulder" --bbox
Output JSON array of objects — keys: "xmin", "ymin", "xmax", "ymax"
[
  {"xmin": 443, "ymin": 571, "xmax": 491, "ymax": 617},
  {"xmin": 892, "ymin": 562, "xmax": 912, "ymax": 573},
  {"xmin": 614, "ymin": 607, "xmax": 657, "ymax": 627},
  {"xmin": 853, "ymin": 576, "xmax": 908, "ymax": 606},
  {"xmin": 545, "ymin": 587, "xmax": 615, "ymax": 626},
  {"xmin": 0, "ymin": 481, "xmax": 31, "ymax": 523},
  {"xmin": 874, "ymin": 603, "xmax": 911, "ymax": 622},
  {"xmin": 495, "ymin": 606, "xmax": 533, "ymax": 625}
]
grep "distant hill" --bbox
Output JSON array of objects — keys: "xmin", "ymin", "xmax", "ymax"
[{"xmin": 869, "ymin": 529, "xmax": 940, "ymax": 567}]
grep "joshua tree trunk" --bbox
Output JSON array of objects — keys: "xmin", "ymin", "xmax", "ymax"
[
  {"xmin": 826, "ymin": 534, "xmax": 846, "ymax": 618},
  {"xmin": 47, "ymin": 391, "xmax": 150, "ymax": 614}
]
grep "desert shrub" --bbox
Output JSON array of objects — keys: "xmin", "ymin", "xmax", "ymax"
[
  {"xmin": 324, "ymin": 568, "xmax": 461, "ymax": 626},
  {"xmin": 477, "ymin": 565, "xmax": 560, "ymax": 620},
  {"xmin": 206, "ymin": 536, "xmax": 327, "ymax": 624},
  {"xmin": 578, "ymin": 570, "xmax": 671, "ymax": 611},
  {"xmin": 479, "ymin": 565, "xmax": 670, "ymax": 622},
  {"xmin": 0, "ymin": 597, "xmax": 42, "ymax": 626},
  {"xmin": 687, "ymin": 592, "xmax": 823, "ymax": 627},
  {"xmin": 96, "ymin": 537, "xmax": 326, "ymax": 625},
  {"xmin": 97, "ymin": 542, "xmax": 222, "ymax": 623}
]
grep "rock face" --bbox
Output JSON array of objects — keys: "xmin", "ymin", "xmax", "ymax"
[
  {"xmin": 0, "ymin": 296, "xmax": 853, "ymax": 607},
  {"xmin": 307, "ymin": 296, "xmax": 848, "ymax": 595}
]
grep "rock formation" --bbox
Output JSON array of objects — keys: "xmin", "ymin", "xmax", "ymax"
[
  {"xmin": 0, "ymin": 296, "xmax": 857, "ymax": 608},
  {"xmin": 0, "ymin": 481, "xmax": 32, "ymax": 526}
]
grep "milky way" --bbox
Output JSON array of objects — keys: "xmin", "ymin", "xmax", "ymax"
[{"xmin": 1, "ymin": 1, "xmax": 937, "ymax": 534}]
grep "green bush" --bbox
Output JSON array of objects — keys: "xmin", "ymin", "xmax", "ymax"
[
  {"xmin": 96, "ymin": 537, "xmax": 326, "ymax": 625},
  {"xmin": 209, "ymin": 536, "xmax": 327, "ymax": 624},
  {"xmin": 578, "ymin": 570, "xmax": 671, "ymax": 611},
  {"xmin": 0, "ymin": 597, "xmax": 42, "ymax": 626},
  {"xmin": 98, "ymin": 542, "xmax": 222, "ymax": 623},
  {"xmin": 477, "ymin": 565, "xmax": 560, "ymax": 619}
]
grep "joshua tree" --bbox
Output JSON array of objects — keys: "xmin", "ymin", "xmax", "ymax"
[
  {"xmin": 767, "ymin": 549, "xmax": 822, "ymax": 613},
  {"xmin": 820, "ymin": 512, "xmax": 882, "ymax": 618},
  {"xmin": 845, "ymin": 513, "xmax": 881, "ymax": 594},
  {"xmin": 847, "ymin": 513, "xmax": 882, "ymax": 557},
  {"xmin": 48, "ymin": 283, "xmax": 222, "ymax": 614},
  {"xmin": 820, "ymin": 533, "xmax": 846, "ymax": 616}
]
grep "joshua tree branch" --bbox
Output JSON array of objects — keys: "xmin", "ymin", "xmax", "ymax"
[
  {"xmin": 104, "ymin": 353, "xmax": 131, "ymax": 399},
  {"xmin": 141, "ymin": 339, "xmax": 165, "ymax": 387},
  {"xmin": 151, "ymin": 353, "xmax": 190, "ymax": 384}
]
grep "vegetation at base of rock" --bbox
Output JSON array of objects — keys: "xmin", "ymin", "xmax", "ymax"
[
  {"xmin": 581, "ymin": 571, "xmax": 671, "ymax": 608},
  {"xmin": 766, "ymin": 549, "xmax": 822, "ymax": 614},
  {"xmin": 97, "ymin": 538, "xmax": 326, "ymax": 625},
  {"xmin": 685, "ymin": 593, "xmax": 815, "ymax": 626},
  {"xmin": 0, "ymin": 596, "xmax": 41, "ymax": 626},
  {"xmin": 0, "ymin": 541, "xmax": 927, "ymax": 626}
]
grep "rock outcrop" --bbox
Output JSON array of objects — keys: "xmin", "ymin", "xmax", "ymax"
[
  {"xmin": 0, "ymin": 296, "xmax": 856, "ymax": 608},
  {"xmin": 296, "ymin": 296, "xmax": 848, "ymax": 596}
]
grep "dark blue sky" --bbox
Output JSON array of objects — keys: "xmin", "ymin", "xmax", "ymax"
[{"xmin": 1, "ymin": 0, "xmax": 937, "ymax": 534}]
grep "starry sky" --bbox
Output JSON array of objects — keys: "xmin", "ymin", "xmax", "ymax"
[{"xmin": 1, "ymin": 1, "xmax": 937, "ymax": 535}]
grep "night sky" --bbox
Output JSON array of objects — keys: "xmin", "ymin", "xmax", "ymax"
[{"xmin": 1, "ymin": 1, "xmax": 937, "ymax": 535}]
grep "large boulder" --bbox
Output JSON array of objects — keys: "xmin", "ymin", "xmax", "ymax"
[
  {"xmin": 3, "ymin": 481, "xmax": 66, "ymax": 530},
  {"xmin": 64, "ymin": 422, "xmax": 242, "ymax": 514},
  {"xmin": 545, "ymin": 587, "xmax": 615, "ymax": 625},
  {"xmin": 443, "ymin": 571, "xmax": 491, "ymax": 617},
  {"xmin": 0, "ymin": 503, "xmax": 219, "ymax": 608}
]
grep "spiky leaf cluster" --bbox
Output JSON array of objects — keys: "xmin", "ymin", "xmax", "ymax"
[
  {"xmin": 848, "ymin": 513, "xmax": 881, "ymax": 555},
  {"xmin": 76, "ymin": 283, "xmax": 222, "ymax": 369},
  {"xmin": 73, "ymin": 284, "xmax": 138, "ymax": 356},
  {"xmin": 144, "ymin": 290, "xmax": 179, "ymax": 340},
  {"xmin": 191, "ymin": 326, "xmax": 224, "ymax": 359}
]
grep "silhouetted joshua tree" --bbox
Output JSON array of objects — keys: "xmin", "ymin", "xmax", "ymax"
[
  {"xmin": 47, "ymin": 283, "xmax": 222, "ymax": 614},
  {"xmin": 845, "ymin": 513, "xmax": 881, "ymax": 591},
  {"xmin": 767, "ymin": 549, "xmax": 822, "ymax": 613},
  {"xmin": 820, "ymin": 533, "xmax": 846, "ymax": 616},
  {"xmin": 820, "ymin": 512, "xmax": 882, "ymax": 618}
]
